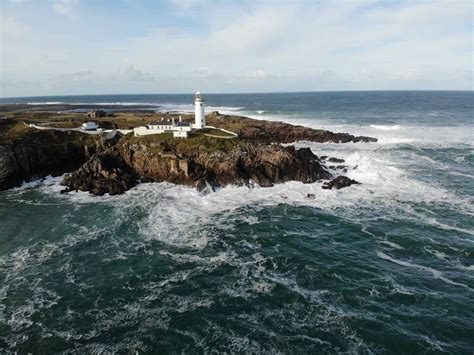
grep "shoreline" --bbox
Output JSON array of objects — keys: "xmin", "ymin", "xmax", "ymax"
[{"xmin": 0, "ymin": 103, "xmax": 376, "ymax": 194}]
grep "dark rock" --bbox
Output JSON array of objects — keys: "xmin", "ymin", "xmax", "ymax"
[
  {"xmin": 184, "ymin": 143, "xmax": 332, "ymax": 191},
  {"xmin": 117, "ymin": 141, "xmax": 333, "ymax": 193},
  {"xmin": 328, "ymin": 165, "xmax": 347, "ymax": 170},
  {"xmin": 62, "ymin": 148, "xmax": 138, "ymax": 196},
  {"xmin": 0, "ymin": 130, "xmax": 99, "ymax": 191},
  {"xmin": 327, "ymin": 157, "xmax": 345, "ymax": 163},
  {"xmin": 322, "ymin": 176, "xmax": 360, "ymax": 190},
  {"xmin": 307, "ymin": 193, "xmax": 315, "ymax": 199},
  {"xmin": 206, "ymin": 115, "xmax": 378, "ymax": 144}
]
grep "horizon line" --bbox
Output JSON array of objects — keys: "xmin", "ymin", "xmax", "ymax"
[{"xmin": 1, "ymin": 89, "xmax": 473, "ymax": 100}]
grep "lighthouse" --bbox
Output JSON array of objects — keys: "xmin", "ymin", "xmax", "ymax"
[{"xmin": 194, "ymin": 90, "xmax": 205, "ymax": 129}]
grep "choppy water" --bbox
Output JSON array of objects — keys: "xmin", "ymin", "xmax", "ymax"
[{"xmin": 1, "ymin": 91, "xmax": 473, "ymax": 353}]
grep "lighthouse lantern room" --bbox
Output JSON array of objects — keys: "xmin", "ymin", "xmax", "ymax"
[{"xmin": 194, "ymin": 90, "xmax": 205, "ymax": 129}]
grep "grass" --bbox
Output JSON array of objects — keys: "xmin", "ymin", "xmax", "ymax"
[
  {"xmin": 121, "ymin": 130, "xmax": 240, "ymax": 154},
  {"xmin": 0, "ymin": 109, "xmax": 240, "ymax": 154}
]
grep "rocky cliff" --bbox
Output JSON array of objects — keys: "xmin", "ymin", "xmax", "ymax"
[
  {"xmin": 0, "ymin": 130, "xmax": 100, "ymax": 191},
  {"xmin": 62, "ymin": 141, "xmax": 332, "ymax": 195}
]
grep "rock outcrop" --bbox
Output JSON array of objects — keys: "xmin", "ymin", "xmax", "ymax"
[
  {"xmin": 186, "ymin": 143, "xmax": 331, "ymax": 190},
  {"xmin": 63, "ymin": 142, "xmax": 333, "ymax": 194},
  {"xmin": 322, "ymin": 176, "xmax": 360, "ymax": 190},
  {"xmin": 207, "ymin": 115, "xmax": 377, "ymax": 144},
  {"xmin": 62, "ymin": 148, "xmax": 138, "ymax": 195}
]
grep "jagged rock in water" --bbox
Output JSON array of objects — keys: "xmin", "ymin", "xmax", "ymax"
[
  {"xmin": 327, "ymin": 157, "xmax": 345, "ymax": 163},
  {"xmin": 62, "ymin": 148, "xmax": 138, "ymax": 195},
  {"xmin": 185, "ymin": 143, "xmax": 332, "ymax": 191},
  {"xmin": 322, "ymin": 176, "xmax": 360, "ymax": 190},
  {"xmin": 65, "ymin": 141, "xmax": 333, "ymax": 195}
]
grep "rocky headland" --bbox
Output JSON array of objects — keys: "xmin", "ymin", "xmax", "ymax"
[{"xmin": 0, "ymin": 105, "xmax": 377, "ymax": 195}]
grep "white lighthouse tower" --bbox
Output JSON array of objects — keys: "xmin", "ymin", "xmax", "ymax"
[{"xmin": 194, "ymin": 90, "xmax": 205, "ymax": 129}]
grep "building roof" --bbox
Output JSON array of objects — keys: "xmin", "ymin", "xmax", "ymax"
[
  {"xmin": 148, "ymin": 120, "xmax": 191, "ymax": 127},
  {"xmin": 149, "ymin": 120, "xmax": 173, "ymax": 126}
]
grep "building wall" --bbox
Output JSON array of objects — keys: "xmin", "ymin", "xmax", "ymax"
[
  {"xmin": 178, "ymin": 160, "xmax": 189, "ymax": 176},
  {"xmin": 134, "ymin": 126, "xmax": 165, "ymax": 136},
  {"xmin": 173, "ymin": 131, "xmax": 188, "ymax": 138}
]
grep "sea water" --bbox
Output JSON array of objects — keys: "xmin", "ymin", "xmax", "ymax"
[{"xmin": 0, "ymin": 91, "xmax": 473, "ymax": 352}]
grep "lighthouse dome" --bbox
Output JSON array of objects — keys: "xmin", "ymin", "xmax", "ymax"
[{"xmin": 195, "ymin": 90, "xmax": 204, "ymax": 101}]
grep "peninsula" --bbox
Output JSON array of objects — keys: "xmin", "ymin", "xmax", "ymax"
[{"xmin": 0, "ymin": 94, "xmax": 376, "ymax": 195}]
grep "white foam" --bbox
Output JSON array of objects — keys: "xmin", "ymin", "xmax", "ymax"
[
  {"xmin": 12, "ymin": 175, "xmax": 62, "ymax": 191},
  {"xmin": 24, "ymin": 146, "xmax": 470, "ymax": 251},
  {"xmin": 238, "ymin": 109, "xmax": 474, "ymax": 148},
  {"xmin": 370, "ymin": 124, "xmax": 403, "ymax": 131},
  {"xmin": 376, "ymin": 251, "xmax": 471, "ymax": 290},
  {"xmin": 380, "ymin": 240, "xmax": 404, "ymax": 250},
  {"xmin": 27, "ymin": 101, "xmax": 63, "ymax": 105}
]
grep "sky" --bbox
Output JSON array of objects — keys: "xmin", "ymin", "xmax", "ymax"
[{"xmin": 0, "ymin": 0, "xmax": 473, "ymax": 97}]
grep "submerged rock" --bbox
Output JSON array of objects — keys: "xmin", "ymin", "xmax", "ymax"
[{"xmin": 322, "ymin": 176, "xmax": 360, "ymax": 190}]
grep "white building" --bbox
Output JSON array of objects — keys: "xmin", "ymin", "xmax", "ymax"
[
  {"xmin": 194, "ymin": 90, "xmax": 205, "ymax": 129},
  {"xmin": 173, "ymin": 130, "xmax": 189, "ymax": 138},
  {"xmin": 132, "ymin": 91, "xmax": 209, "ymax": 138},
  {"xmin": 133, "ymin": 116, "xmax": 192, "ymax": 138},
  {"xmin": 82, "ymin": 122, "xmax": 98, "ymax": 130}
]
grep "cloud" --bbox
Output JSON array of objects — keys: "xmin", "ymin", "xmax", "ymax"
[
  {"xmin": 52, "ymin": 0, "xmax": 79, "ymax": 18},
  {"xmin": 240, "ymin": 70, "xmax": 268, "ymax": 80},
  {"xmin": 0, "ymin": 15, "xmax": 30, "ymax": 42},
  {"xmin": 118, "ymin": 58, "xmax": 156, "ymax": 81},
  {"xmin": 1, "ymin": 0, "xmax": 472, "ymax": 96}
]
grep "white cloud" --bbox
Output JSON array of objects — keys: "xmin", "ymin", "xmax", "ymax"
[
  {"xmin": 1, "ymin": 0, "xmax": 472, "ymax": 96},
  {"xmin": 118, "ymin": 58, "xmax": 155, "ymax": 81},
  {"xmin": 52, "ymin": 0, "xmax": 79, "ymax": 18}
]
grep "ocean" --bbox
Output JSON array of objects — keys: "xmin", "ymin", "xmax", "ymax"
[{"xmin": 0, "ymin": 91, "xmax": 473, "ymax": 353}]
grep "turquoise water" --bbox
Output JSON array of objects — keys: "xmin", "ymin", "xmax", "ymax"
[{"xmin": 1, "ymin": 92, "xmax": 473, "ymax": 352}]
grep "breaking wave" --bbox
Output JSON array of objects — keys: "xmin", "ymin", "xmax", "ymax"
[{"xmin": 370, "ymin": 124, "xmax": 403, "ymax": 130}]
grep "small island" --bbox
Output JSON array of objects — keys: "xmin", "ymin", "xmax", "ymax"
[{"xmin": 0, "ymin": 92, "xmax": 376, "ymax": 195}]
